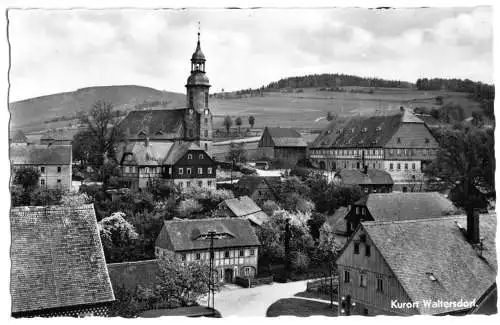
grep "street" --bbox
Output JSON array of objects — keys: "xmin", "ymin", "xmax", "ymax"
[{"xmin": 198, "ymin": 280, "xmax": 335, "ymax": 317}]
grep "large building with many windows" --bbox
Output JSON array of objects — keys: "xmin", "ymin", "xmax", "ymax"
[{"xmin": 309, "ymin": 108, "xmax": 439, "ymax": 191}]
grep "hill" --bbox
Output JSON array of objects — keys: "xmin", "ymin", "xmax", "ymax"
[{"xmin": 9, "ymin": 85, "xmax": 185, "ymax": 131}]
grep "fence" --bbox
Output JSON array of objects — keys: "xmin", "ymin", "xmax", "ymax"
[
  {"xmin": 235, "ymin": 275, "xmax": 274, "ymax": 288},
  {"xmin": 306, "ymin": 276, "xmax": 339, "ymax": 295}
]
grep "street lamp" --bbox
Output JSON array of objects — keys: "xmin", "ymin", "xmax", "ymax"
[{"xmin": 208, "ymin": 229, "xmax": 216, "ymax": 315}]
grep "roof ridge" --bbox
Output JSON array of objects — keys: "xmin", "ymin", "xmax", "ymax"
[
  {"xmin": 165, "ymin": 217, "xmax": 246, "ymax": 223},
  {"xmin": 362, "ymin": 214, "xmax": 467, "ymax": 226},
  {"xmin": 107, "ymin": 259, "xmax": 158, "ymax": 267}
]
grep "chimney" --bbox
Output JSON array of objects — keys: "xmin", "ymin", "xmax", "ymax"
[{"xmin": 467, "ymin": 209, "xmax": 480, "ymax": 244}]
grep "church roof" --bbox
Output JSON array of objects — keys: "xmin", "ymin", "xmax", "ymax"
[
  {"xmin": 118, "ymin": 109, "xmax": 185, "ymax": 139},
  {"xmin": 191, "ymin": 37, "xmax": 206, "ymax": 61}
]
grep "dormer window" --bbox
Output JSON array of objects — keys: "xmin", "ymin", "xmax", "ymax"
[{"xmin": 188, "ymin": 154, "xmax": 193, "ymax": 160}]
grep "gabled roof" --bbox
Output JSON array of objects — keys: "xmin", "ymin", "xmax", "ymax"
[
  {"xmin": 235, "ymin": 175, "xmax": 280, "ymax": 196},
  {"xmin": 221, "ymin": 196, "xmax": 269, "ymax": 226},
  {"xmin": 311, "ymin": 113, "xmax": 403, "ymax": 148},
  {"xmin": 336, "ymin": 169, "xmax": 393, "ymax": 186},
  {"xmin": 264, "ymin": 127, "xmax": 307, "ymax": 147},
  {"xmin": 119, "ymin": 109, "xmax": 185, "ymax": 138},
  {"xmin": 361, "ymin": 214, "xmax": 497, "ymax": 314},
  {"xmin": 326, "ymin": 206, "xmax": 351, "ymax": 234},
  {"xmin": 40, "ymin": 129, "xmax": 72, "ymax": 141},
  {"xmin": 156, "ymin": 218, "xmax": 260, "ymax": 252},
  {"xmin": 10, "ymin": 204, "xmax": 115, "ymax": 314},
  {"xmin": 10, "ymin": 130, "xmax": 28, "ymax": 143},
  {"xmin": 119, "ymin": 141, "xmax": 209, "ymax": 166},
  {"xmin": 163, "ymin": 142, "xmax": 203, "ymax": 165},
  {"xmin": 107, "ymin": 260, "xmax": 159, "ymax": 292},
  {"xmin": 10, "ymin": 144, "xmax": 72, "ymax": 165},
  {"xmin": 356, "ymin": 192, "xmax": 456, "ymax": 222}
]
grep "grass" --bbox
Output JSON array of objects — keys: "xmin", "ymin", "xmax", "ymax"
[{"xmin": 266, "ymin": 298, "xmax": 338, "ymax": 317}]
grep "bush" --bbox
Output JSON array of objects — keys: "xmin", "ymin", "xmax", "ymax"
[
  {"xmin": 261, "ymin": 200, "xmax": 280, "ymax": 216},
  {"xmin": 176, "ymin": 199, "xmax": 203, "ymax": 218},
  {"xmin": 292, "ymin": 251, "xmax": 310, "ymax": 273}
]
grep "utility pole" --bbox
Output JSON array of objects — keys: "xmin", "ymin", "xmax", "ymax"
[
  {"xmin": 284, "ymin": 218, "xmax": 291, "ymax": 281},
  {"xmin": 208, "ymin": 229, "xmax": 215, "ymax": 315}
]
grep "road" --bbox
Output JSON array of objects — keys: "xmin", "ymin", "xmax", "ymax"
[{"xmin": 198, "ymin": 280, "xmax": 332, "ymax": 317}]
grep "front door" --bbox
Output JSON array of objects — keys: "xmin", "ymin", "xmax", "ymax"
[{"xmin": 224, "ymin": 268, "xmax": 234, "ymax": 283}]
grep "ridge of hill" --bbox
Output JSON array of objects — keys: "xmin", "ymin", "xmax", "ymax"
[{"xmin": 9, "ymin": 85, "xmax": 185, "ymax": 131}]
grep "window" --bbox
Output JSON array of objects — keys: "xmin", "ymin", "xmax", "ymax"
[
  {"xmin": 356, "ymin": 207, "xmax": 360, "ymax": 214},
  {"xmin": 186, "ymin": 181, "xmax": 191, "ymax": 187},
  {"xmin": 360, "ymin": 274, "xmax": 367, "ymax": 288},
  {"xmin": 187, "ymin": 168, "xmax": 192, "ymax": 175},
  {"xmin": 344, "ymin": 270, "xmax": 351, "ymax": 283},
  {"xmin": 412, "ymin": 163, "xmax": 416, "ymax": 170},
  {"xmin": 205, "ymin": 143, "xmax": 208, "ymax": 151},
  {"xmin": 57, "ymin": 179, "xmax": 61, "ymax": 184},
  {"xmin": 205, "ymin": 118, "xmax": 208, "ymax": 124},
  {"xmin": 404, "ymin": 163, "xmax": 408, "ymax": 170},
  {"xmin": 239, "ymin": 250, "xmax": 244, "ymax": 257},
  {"xmin": 145, "ymin": 167, "xmax": 149, "ymax": 173},
  {"xmin": 354, "ymin": 243, "xmax": 360, "ymax": 254},
  {"xmin": 208, "ymin": 180, "xmax": 212, "ymax": 187},
  {"xmin": 188, "ymin": 154, "xmax": 193, "ymax": 160},
  {"xmin": 397, "ymin": 137, "xmax": 401, "ymax": 144},
  {"xmin": 195, "ymin": 253, "xmax": 201, "ymax": 260},
  {"xmin": 57, "ymin": 166, "xmax": 61, "ymax": 173},
  {"xmin": 362, "ymin": 208, "xmax": 366, "ymax": 216},
  {"xmin": 224, "ymin": 251, "xmax": 230, "ymax": 258},
  {"xmin": 198, "ymin": 181, "xmax": 203, "ymax": 187},
  {"xmin": 377, "ymin": 278, "xmax": 384, "ymax": 292},
  {"xmin": 204, "ymin": 130, "xmax": 208, "ymax": 137},
  {"xmin": 40, "ymin": 167, "xmax": 45, "ymax": 173},
  {"xmin": 199, "ymin": 154, "xmax": 204, "ymax": 159},
  {"xmin": 365, "ymin": 245, "xmax": 371, "ymax": 257},
  {"xmin": 389, "ymin": 163, "xmax": 394, "ymax": 170},
  {"xmin": 198, "ymin": 167, "xmax": 203, "ymax": 174},
  {"xmin": 425, "ymin": 138, "xmax": 430, "ymax": 144},
  {"xmin": 397, "ymin": 163, "xmax": 401, "ymax": 170},
  {"xmin": 41, "ymin": 179, "xmax": 45, "ymax": 185},
  {"xmin": 181, "ymin": 254, "xmax": 186, "ymax": 261},
  {"xmin": 179, "ymin": 182, "xmax": 183, "ymax": 188},
  {"xmin": 244, "ymin": 267, "xmax": 250, "ymax": 276},
  {"xmin": 178, "ymin": 168, "xmax": 184, "ymax": 175},
  {"xmin": 250, "ymin": 249, "xmax": 255, "ymax": 256},
  {"xmin": 208, "ymin": 167, "xmax": 212, "ymax": 174}
]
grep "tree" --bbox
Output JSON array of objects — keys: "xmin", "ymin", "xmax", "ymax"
[
  {"xmin": 13, "ymin": 167, "xmax": 40, "ymax": 190},
  {"xmin": 98, "ymin": 211, "xmax": 139, "ymax": 262},
  {"xmin": 72, "ymin": 129, "xmax": 101, "ymax": 171},
  {"xmin": 176, "ymin": 198, "xmax": 203, "ymax": 218},
  {"xmin": 223, "ymin": 115, "xmax": 233, "ymax": 135},
  {"xmin": 29, "ymin": 188, "xmax": 63, "ymax": 206},
  {"xmin": 261, "ymin": 200, "xmax": 280, "ymax": 216},
  {"xmin": 226, "ymin": 142, "xmax": 247, "ymax": 164},
  {"xmin": 326, "ymin": 111, "xmax": 336, "ymax": 121},
  {"xmin": 156, "ymin": 253, "xmax": 220, "ymax": 307},
  {"xmin": 235, "ymin": 116, "xmax": 242, "ymax": 135},
  {"xmin": 427, "ymin": 124, "xmax": 494, "ymax": 226},
  {"xmin": 248, "ymin": 115, "xmax": 255, "ymax": 128},
  {"xmin": 77, "ymin": 100, "xmax": 124, "ymax": 183}
]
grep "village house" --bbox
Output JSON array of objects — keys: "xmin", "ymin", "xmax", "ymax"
[
  {"xmin": 233, "ymin": 175, "xmax": 281, "ymax": 204},
  {"xmin": 10, "ymin": 204, "xmax": 115, "ymax": 317},
  {"xmin": 340, "ymin": 192, "xmax": 456, "ymax": 236},
  {"xmin": 117, "ymin": 30, "xmax": 213, "ymax": 155},
  {"xmin": 333, "ymin": 167, "xmax": 393, "ymax": 194},
  {"xmin": 9, "ymin": 130, "xmax": 29, "ymax": 144},
  {"xmin": 40, "ymin": 129, "xmax": 73, "ymax": 145},
  {"xmin": 309, "ymin": 108, "xmax": 439, "ymax": 191},
  {"xmin": 257, "ymin": 127, "xmax": 308, "ymax": 167},
  {"xmin": 335, "ymin": 213, "xmax": 497, "ymax": 315},
  {"xmin": 217, "ymin": 196, "xmax": 269, "ymax": 227},
  {"xmin": 118, "ymin": 141, "xmax": 217, "ymax": 190},
  {"xmin": 155, "ymin": 218, "xmax": 260, "ymax": 283},
  {"xmin": 10, "ymin": 143, "xmax": 72, "ymax": 190}
]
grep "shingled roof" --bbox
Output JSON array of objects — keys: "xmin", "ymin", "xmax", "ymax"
[
  {"xmin": 311, "ymin": 113, "xmax": 403, "ymax": 148},
  {"xmin": 10, "ymin": 144, "xmax": 72, "ymax": 165},
  {"xmin": 263, "ymin": 127, "xmax": 307, "ymax": 147},
  {"xmin": 356, "ymin": 192, "xmax": 457, "ymax": 222},
  {"xmin": 361, "ymin": 214, "xmax": 497, "ymax": 314},
  {"xmin": 119, "ymin": 141, "xmax": 206, "ymax": 166},
  {"xmin": 118, "ymin": 109, "xmax": 186, "ymax": 139},
  {"xmin": 10, "ymin": 204, "xmax": 115, "ymax": 314},
  {"xmin": 221, "ymin": 196, "xmax": 270, "ymax": 226},
  {"xmin": 336, "ymin": 169, "xmax": 393, "ymax": 186},
  {"xmin": 156, "ymin": 218, "xmax": 260, "ymax": 252}
]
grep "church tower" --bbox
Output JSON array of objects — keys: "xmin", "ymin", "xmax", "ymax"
[{"xmin": 185, "ymin": 26, "xmax": 213, "ymax": 155}]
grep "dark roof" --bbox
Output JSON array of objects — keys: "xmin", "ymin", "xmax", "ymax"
[
  {"xmin": 356, "ymin": 192, "xmax": 457, "ymax": 222},
  {"xmin": 119, "ymin": 141, "xmax": 206, "ymax": 166},
  {"xmin": 235, "ymin": 175, "xmax": 281, "ymax": 196},
  {"xmin": 118, "ymin": 109, "xmax": 185, "ymax": 139},
  {"xmin": 163, "ymin": 142, "xmax": 203, "ymax": 165},
  {"xmin": 10, "ymin": 144, "xmax": 72, "ymax": 165},
  {"xmin": 336, "ymin": 169, "xmax": 393, "ymax": 186},
  {"xmin": 156, "ymin": 218, "xmax": 260, "ymax": 252},
  {"xmin": 326, "ymin": 206, "xmax": 351, "ymax": 234},
  {"xmin": 10, "ymin": 204, "xmax": 115, "ymax": 313},
  {"xmin": 265, "ymin": 127, "xmax": 307, "ymax": 147},
  {"xmin": 107, "ymin": 260, "xmax": 159, "ymax": 292},
  {"xmin": 221, "ymin": 196, "xmax": 269, "ymax": 226},
  {"xmin": 362, "ymin": 214, "xmax": 497, "ymax": 314},
  {"xmin": 311, "ymin": 113, "xmax": 403, "ymax": 148},
  {"xmin": 191, "ymin": 39, "xmax": 206, "ymax": 61},
  {"xmin": 10, "ymin": 130, "xmax": 28, "ymax": 143}
]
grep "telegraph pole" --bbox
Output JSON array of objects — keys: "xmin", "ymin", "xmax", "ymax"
[
  {"xmin": 208, "ymin": 230, "xmax": 216, "ymax": 315},
  {"xmin": 284, "ymin": 218, "xmax": 291, "ymax": 281}
]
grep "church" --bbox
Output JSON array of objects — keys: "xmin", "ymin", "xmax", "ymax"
[{"xmin": 116, "ymin": 30, "xmax": 217, "ymax": 190}]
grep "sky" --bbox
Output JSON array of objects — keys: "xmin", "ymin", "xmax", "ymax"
[{"xmin": 8, "ymin": 6, "xmax": 493, "ymax": 102}]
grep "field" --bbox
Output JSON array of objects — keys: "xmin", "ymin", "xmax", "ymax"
[{"xmin": 9, "ymin": 85, "xmax": 482, "ymax": 141}]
